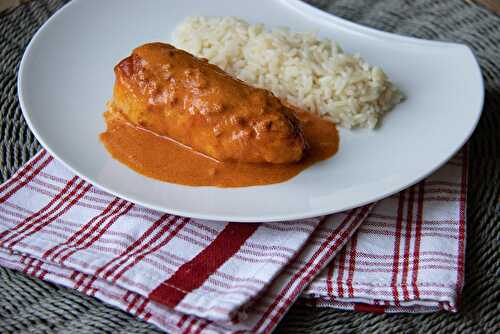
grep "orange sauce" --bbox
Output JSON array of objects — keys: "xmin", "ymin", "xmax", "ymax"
[{"xmin": 100, "ymin": 111, "xmax": 338, "ymax": 187}]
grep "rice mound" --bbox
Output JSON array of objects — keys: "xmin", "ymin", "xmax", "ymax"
[{"xmin": 173, "ymin": 16, "xmax": 403, "ymax": 129}]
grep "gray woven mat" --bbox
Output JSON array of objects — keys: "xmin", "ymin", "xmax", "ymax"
[{"xmin": 0, "ymin": 1, "xmax": 499, "ymax": 333}]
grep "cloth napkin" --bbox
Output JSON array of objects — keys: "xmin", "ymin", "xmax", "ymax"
[
  {"xmin": 0, "ymin": 148, "xmax": 467, "ymax": 333},
  {"xmin": 303, "ymin": 149, "xmax": 468, "ymax": 313}
]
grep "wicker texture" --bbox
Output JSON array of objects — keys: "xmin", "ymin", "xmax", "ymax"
[{"xmin": 0, "ymin": 1, "xmax": 499, "ymax": 333}]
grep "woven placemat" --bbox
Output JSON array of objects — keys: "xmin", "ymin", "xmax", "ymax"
[{"xmin": 0, "ymin": 1, "xmax": 499, "ymax": 333}]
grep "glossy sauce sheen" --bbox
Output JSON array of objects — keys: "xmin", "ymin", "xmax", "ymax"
[{"xmin": 100, "ymin": 111, "xmax": 338, "ymax": 187}]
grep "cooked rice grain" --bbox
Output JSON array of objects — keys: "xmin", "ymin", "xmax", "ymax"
[{"xmin": 173, "ymin": 16, "xmax": 403, "ymax": 128}]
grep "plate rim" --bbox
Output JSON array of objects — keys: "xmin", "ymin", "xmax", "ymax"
[{"xmin": 17, "ymin": 0, "xmax": 484, "ymax": 222}]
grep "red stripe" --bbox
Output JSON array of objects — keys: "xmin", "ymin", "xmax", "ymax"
[
  {"xmin": 455, "ymin": 148, "xmax": 468, "ymax": 307},
  {"xmin": 58, "ymin": 201, "xmax": 133, "ymax": 264},
  {"xmin": 391, "ymin": 191, "xmax": 406, "ymax": 305},
  {"xmin": 78, "ymin": 215, "xmax": 186, "ymax": 292},
  {"xmin": 7, "ymin": 181, "xmax": 91, "ymax": 249},
  {"xmin": 135, "ymin": 298, "xmax": 149, "ymax": 318},
  {"xmin": 32, "ymin": 259, "xmax": 44, "ymax": 277},
  {"xmin": 401, "ymin": 186, "xmax": 415, "ymax": 300},
  {"xmin": 74, "ymin": 272, "xmax": 89, "ymax": 292},
  {"xmin": 182, "ymin": 318, "xmax": 197, "ymax": 334},
  {"xmin": 326, "ymin": 259, "xmax": 334, "ymax": 296},
  {"xmin": 0, "ymin": 150, "xmax": 48, "ymax": 197},
  {"xmin": 74, "ymin": 214, "xmax": 172, "ymax": 290},
  {"xmin": 23, "ymin": 258, "xmax": 47, "ymax": 280},
  {"xmin": 0, "ymin": 155, "xmax": 53, "ymax": 204},
  {"xmin": 263, "ymin": 209, "xmax": 370, "ymax": 333},
  {"xmin": 176, "ymin": 314, "xmax": 189, "ymax": 328},
  {"xmin": 149, "ymin": 223, "xmax": 258, "ymax": 308},
  {"xmin": 43, "ymin": 197, "xmax": 122, "ymax": 261},
  {"xmin": 257, "ymin": 206, "xmax": 371, "ymax": 333},
  {"xmin": 347, "ymin": 233, "xmax": 358, "ymax": 298},
  {"xmin": 39, "ymin": 268, "xmax": 48, "ymax": 280},
  {"xmin": 0, "ymin": 203, "xmax": 302, "ymax": 286},
  {"xmin": 412, "ymin": 180, "xmax": 425, "ymax": 300},
  {"xmin": 123, "ymin": 291, "xmax": 132, "ymax": 302},
  {"xmin": 336, "ymin": 249, "xmax": 347, "ymax": 298},
  {"xmin": 0, "ymin": 176, "xmax": 80, "ymax": 245},
  {"xmin": 108, "ymin": 216, "xmax": 189, "ymax": 283},
  {"xmin": 354, "ymin": 303, "xmax": 386, "ymax": 314},
  {"xmin": 192, "ymin": 321, "xmax": 210, "ymax": 334},
  {"xmin": 0, "ymin": 173, "xmax": 76, "ymax": 242},
  {"xmin": 333, "ymin": 212, "xmax": 357, "ymax": 299},
  {"xmin": 22, "ymin": 257, "xmax": 36, "ymax": 274},
  {"xmin": 126, "ymin": 293, "xmax": 140, "ymax": 312},
  {"xmin": 70, "ymin": 271, "xmax": 78, "ymax": 280},
  {"xmin": 84, "ymin": 213, "xmax": 171, "ymax": 287}
]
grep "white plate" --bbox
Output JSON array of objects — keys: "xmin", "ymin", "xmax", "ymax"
[{"xmin": 18, "ymin": 0, "xmax": 483, "ymax": 222}]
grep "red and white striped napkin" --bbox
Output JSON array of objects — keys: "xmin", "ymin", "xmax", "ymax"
[
  {"xmin": 0, "ymin": 148, "xmax": 467, "ymax": 333},
  {"xmin": 303, "ymin": 149, "xmax": 468, "ymax": 313}
]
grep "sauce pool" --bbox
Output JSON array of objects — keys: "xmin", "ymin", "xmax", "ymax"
[{"xmin": 100, "ymin": 111, "xmax": 339, "ymax": 187}]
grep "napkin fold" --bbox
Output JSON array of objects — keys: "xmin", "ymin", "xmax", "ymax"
[
  {"xmin": 0, "ymin": 149, "xmax": 372, "ymax": 333},
  {"xmin": 0, "ymin": 148, "xmax": 467, "ymax": 333},
  {"xmin": 303, "ymin": 149, "xmax": 468, "ymax": 313}
]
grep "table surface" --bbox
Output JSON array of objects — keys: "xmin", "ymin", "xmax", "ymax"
[{"xmin": 0, "ymin": 1, "xmax": 499, "ymax": 333}]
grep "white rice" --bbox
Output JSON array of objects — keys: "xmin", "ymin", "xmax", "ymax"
[{"xmin": 173, "ymin": 16, "xmax": 403, "ymax": 129}]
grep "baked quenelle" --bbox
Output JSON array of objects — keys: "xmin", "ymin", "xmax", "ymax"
[
  {"xmin": 101, "ymin": 43, "xmax": 338, "ymax": 187},
  {"xmin": 109, "ymin": 42, "xmax": 307, "ymax": 164}
]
